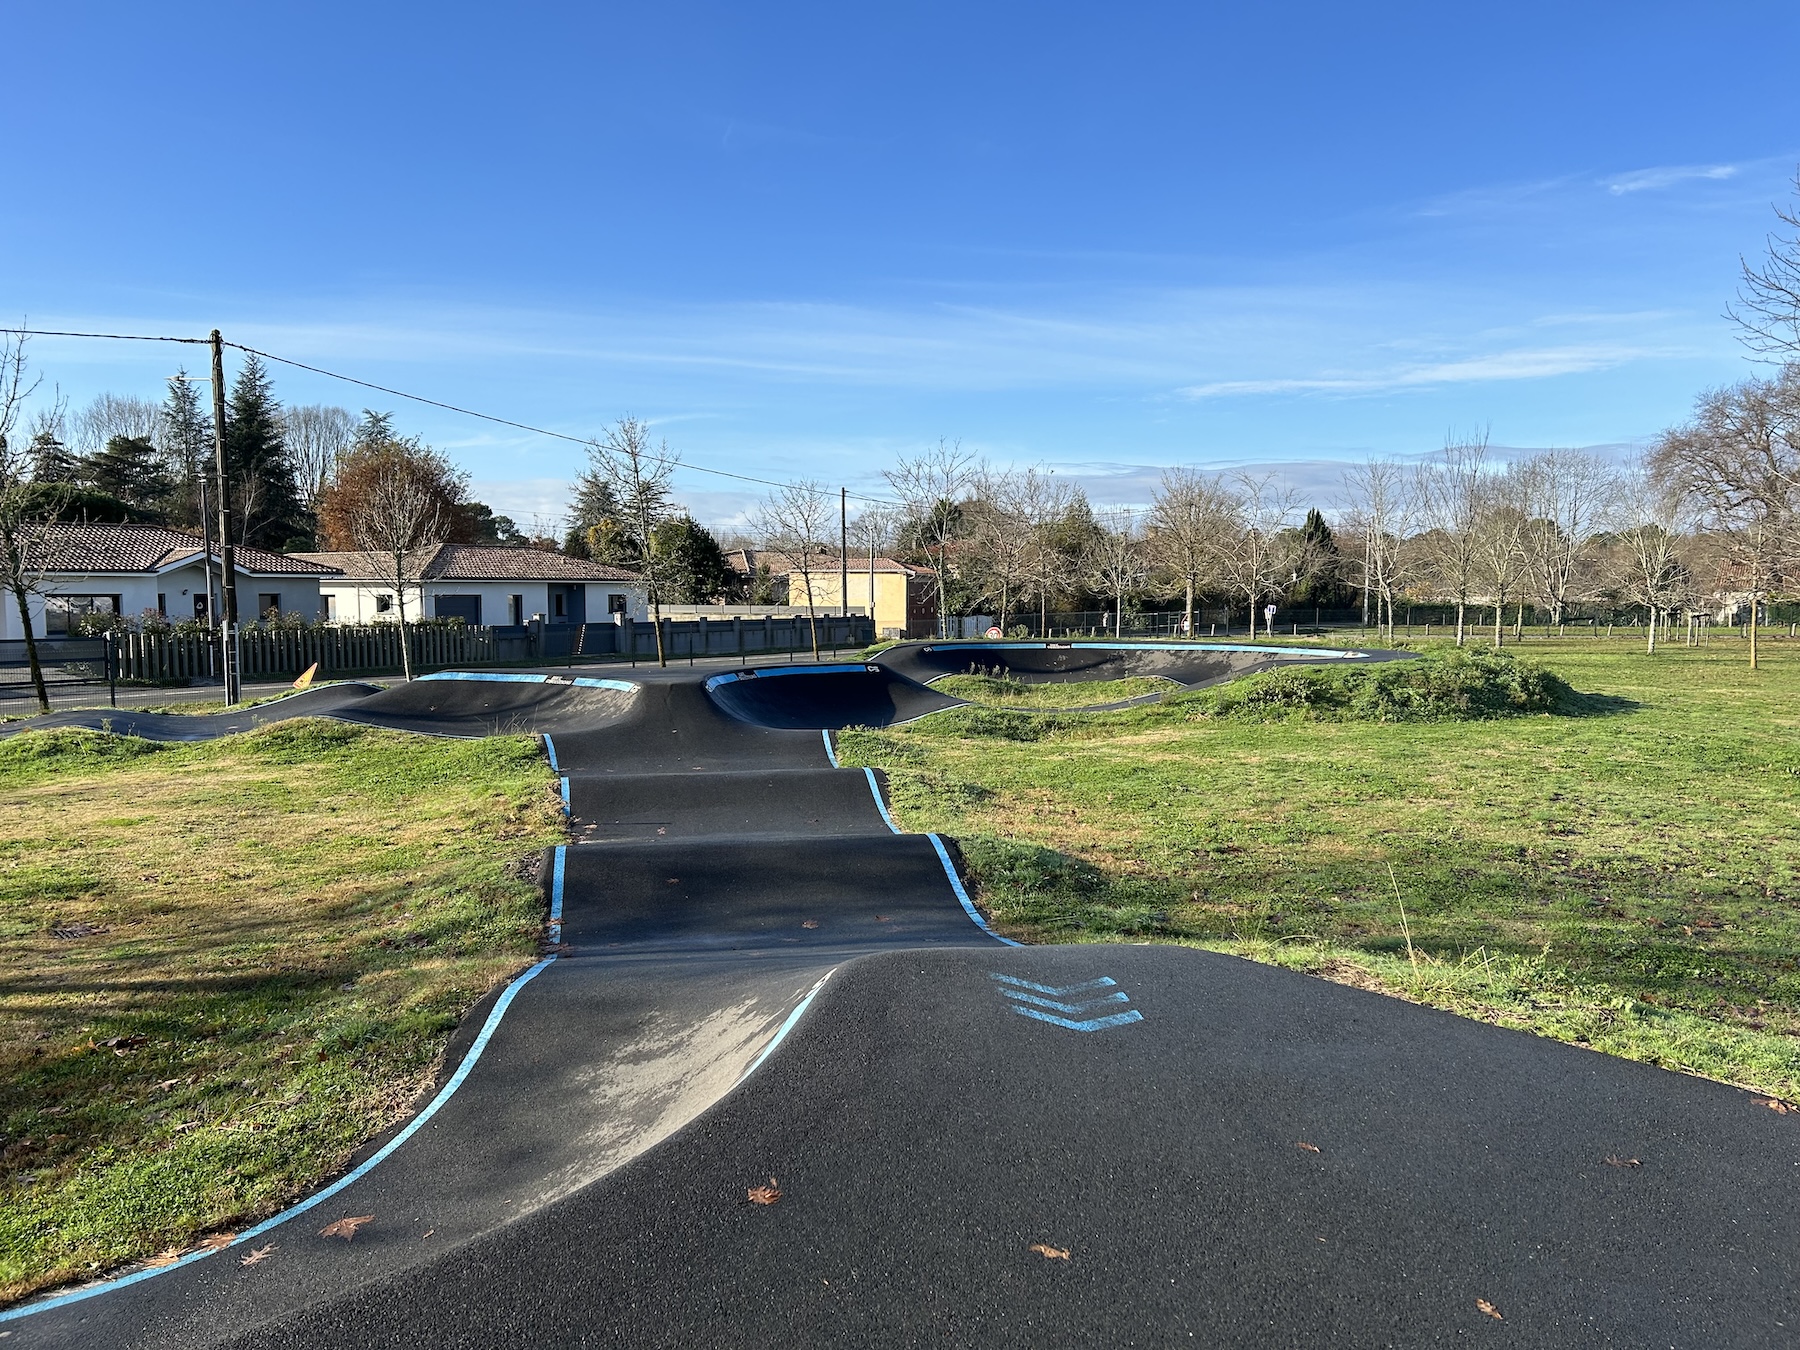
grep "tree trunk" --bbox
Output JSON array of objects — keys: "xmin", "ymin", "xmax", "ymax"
[
  {"xmin": 8, "ymin": 575, "xmax": 50, "ymax": 712},
  {"xmin": 653, "ymin": 593, "xmax": 667, "ymax": 667},
  {"xmin": 1493, "ymin": 603, "xmax": 1503, "ymax": 649},
  {"xmin": 807, "ymin": 597, "xmax": 820, "ymax": 660},
  {"xmin": 1749, "ymin": 601, "xmax": 1758, "ymax": 670},
  {"xmin": 1646, "ymin": 606, "xmax": 1657, "ymax": 655},
  {"xmin": 1114, "ymin": 594, "xmax": 1124, "ymax": 639},
  {"xmin": 396, "ymin": 589, "xmax": 414, "ymax": 682},
  {"xmin": 1455, "ymin": 601, "xmax": 1466, "ymax": 647},
  {"xmin": 1184, "ymin": 577, "xmax": 1195, "ymax": 639}
]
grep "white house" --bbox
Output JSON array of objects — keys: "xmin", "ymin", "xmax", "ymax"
[
  {"xmin": 0, "ymin": 522, "xmax": 337, "ymax": 641},
  {"xmin": 291, "ymin": 545, "xmax": 649, "ymax": 628}
]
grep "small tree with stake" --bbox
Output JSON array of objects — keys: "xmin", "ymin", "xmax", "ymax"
[
  {"xmin": 345, "ymin": 441, "xmax": 456, "ymax": 682},
  {"xmin": 585, "ymin": 417, "xmax": 679, "ymax": 666},
  {"xmin": 758, "ymin": 480, "xmax": 835, "ymax": 660}
]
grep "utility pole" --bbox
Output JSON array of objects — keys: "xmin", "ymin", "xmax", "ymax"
[
  {"xmin": 209, "ymin": 330, "xmax": 241, "ymax": 704},
  {"xmin": 839, "ymin": 487, "xmax": 849, "ymax": 621}
]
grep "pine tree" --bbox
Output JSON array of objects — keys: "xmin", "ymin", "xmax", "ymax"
[
  {"xmin": 27, "ymin": 431, "xmax": 80, "ymax": 484},
  {"xmin": 161, "ymin": 370, "xmax": 213, "ymax": 531},
  {"xmin": 225, "ymin": 353, "xmax": 311, "ymax": 549},
  {"xmin": 562, "ymin": 467, "xmax": 621, "ymax": 557},
  {"xmin": 85, "ymin": 436, "xmax": 175, "ymax": 517}
]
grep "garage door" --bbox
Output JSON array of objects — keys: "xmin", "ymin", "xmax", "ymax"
[{"xmin": 434, "ymin": 594, "xmax": 482, "ymax": 625}]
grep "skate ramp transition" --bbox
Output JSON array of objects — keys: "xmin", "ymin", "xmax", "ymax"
[
  {"xmin": 8, "ymin": 653, "xmax": 1798, "ymax": 1349},
  {"xmin": 875, "ymin": 637, "xmax": 1403, "ymax": 690}
]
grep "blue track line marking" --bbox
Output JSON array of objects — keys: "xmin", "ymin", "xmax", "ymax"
[
  {"xmin": 738, "ymin": 970, "xmax": 834, "ymax": 1083},
  {"xmin": 1001, "ymin": 989, "xmax": 1131, "ymax": 1014},
  {"xmin": 989, "ymin": 974, "xmax": 1118, "ymax": 996},
  {"xmin": 929, "ymin": 834, "xmax": 1022, "ymax": 946},
  {"xmin": 821, "ymin": 729, "xmax": 839, "ymax": 767},
  {"xmin": 705, "ymin": 664, "xmax": 872, "ymax": 690},
  {"xmin": 559, "ymin": 777, "xmax": 571, "ymax": 814},
  {"xmin": 921, "ymin": 640, "xmax": 1357, "ymax": 659},
  {"xmin": 1011, "ymin": 1006, "xmax": 1145, "ymax": 1032},
  {"xmin": 548, "ymin": 846, "xmax": 566, "ymax": 943},
  {"xmin": 0, "ymin": 953, "xmax": 561, "ymax": 1324},
  {"xmin": 543, "ymin": 734, "xmax": 560, "ymax": 770},
  {"xmin": 863, "ymin": 768, "xmax": 900, "ymax": 833},
  {"xmin": 417, "ymin": 671, "xmax": 635, "ymax": 691}
]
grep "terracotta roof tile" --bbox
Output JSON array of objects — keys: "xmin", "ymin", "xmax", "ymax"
[
  {"xmin": 292, "ymin": 546, "xmax": 643, "ymax": 583},
  {"xmin": 35, "ymin": 524, "xmax": 338, "ymax": 576}
]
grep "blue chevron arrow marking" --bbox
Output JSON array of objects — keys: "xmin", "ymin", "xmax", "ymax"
[{"xmin": 989, "ymin": 973, "xmax": 1144, "ymax": 1032}]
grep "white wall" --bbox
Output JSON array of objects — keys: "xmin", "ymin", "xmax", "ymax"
[
  {"xmin": 0, "ymin": 566, "xmax": 323, "ymax": 640},
  {"xmin": 317, "ymin": 580, "xmax": 649, "ymax": 626}
]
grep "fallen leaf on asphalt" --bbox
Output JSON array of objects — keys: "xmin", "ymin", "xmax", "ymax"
[
  {"xmin": 194, "ymin": 1233, "xmax": 236, "ymax": 1252},
  {"xmin": 1029, "ymin": 1244, "xmax": 1071, "ymax": 1260},
  {"xmin": 319, "ymin": 1215, "xmax": 375, "ymax": 1240},
  {"xmin": 146, "ymin": 1247, "xmax": 185, "ymax": 1267},
  {"xmin": 1757, "ymin": 1098, "xmax": 1793, "ymax": 1114},
  {"xmin": 1297, "ymin": 1142, "xmax": 1321, "ymax": 1153},
  {"xmin": 874, "ymin": 915, "xmax": 890, "ymax": 922},
  {"xmin": 1603, "ymin": 1155, "xmax": 1641, "ymax": 1167},
  {"xmin": 421, "ymin": 1230, "xmax": 434, "ymax": 1240},
  {"xmin": 802, "ymin": 920, "xmax": 819, "ymax": 929},
  {"xmin": 1475, "ymin": 1298, "xmax": 1503, "ymax": 1320},
  {"xmin": 239, "ymin": 1244, "xmax": 276, "ymax": 1267},
  {"xmin": 747, "ymin": 1178, "xmax": 782, "ymax": 1205}
]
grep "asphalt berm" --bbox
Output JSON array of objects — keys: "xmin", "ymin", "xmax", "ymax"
[{"xmin": 5, "ymin": 641, "xmax": 1794, "ymax": 1349}]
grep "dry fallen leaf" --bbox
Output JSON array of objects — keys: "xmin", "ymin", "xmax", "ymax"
[
  {"xmin": 319, "ymin": 1214, "xmax": 375, "ymax": 1241},
  {"xmin": 747, "ymin": 1177, "xmax": 782, "ymax": 1206},
  {"xmin": 1029, "ymin": 1243, "xmax": 1071, "ymax": 1260},
  {"xmin": 146, "ymin": 1247, "xmax": 186, "ymax": 1268},
  {"xmin": 1475, "ymin": 1298, "xmax": 1503, "ymax": 1321},
  {"xmin": 194, "ymin": 1233, "xmax": 236, "ymax": 1253},
  {"xmin": 1297, "ymin": 1141, "xmax": 1321, "ymax": 1153},
  {"xmin": 239, "ymin": 1244, "xmax": 276, "ymax": 1267},
  {"xmin": 1757, "ymin": 1098, "xmax": 1794, "ymax": 1115},
  {"xmin": 801, "ymin": 920, "xmax": 819, "ymax": 929},
  {"xmin": 1603, "ymin": 1155, "xmax": 1641, "ymax": 1167}
]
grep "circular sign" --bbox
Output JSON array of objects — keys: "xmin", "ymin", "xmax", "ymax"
[{"xmin": 985, "ymin": 626, "xmax": 1004, "ymax": 639}]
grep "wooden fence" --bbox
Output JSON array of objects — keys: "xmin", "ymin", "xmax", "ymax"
[{"xmin": 111, "ymin": 625, "xmax": 507, "ymax": 682}]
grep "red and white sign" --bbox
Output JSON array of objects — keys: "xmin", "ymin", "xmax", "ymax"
[{"xmin": 985, "ymin": 626, "xmax": 1004, "ymax": 639}]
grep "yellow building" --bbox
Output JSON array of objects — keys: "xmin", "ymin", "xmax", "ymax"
[{"xmin": 727, "ymin": 549, "xmax": 939, "ymax": 638}]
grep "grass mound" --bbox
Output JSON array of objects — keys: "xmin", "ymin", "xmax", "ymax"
[{"xmin": 933, "ymin": 672, "xmax": 1176, "ymax": 709}]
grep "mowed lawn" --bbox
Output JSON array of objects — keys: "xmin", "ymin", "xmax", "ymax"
[
  {"xmin": 839, "ymin": 638, "xmax": 1800, "ymax": 1101},
  {"xmin": 0, "ymin": 721, "xmax": 562, "ymax": 1305}
]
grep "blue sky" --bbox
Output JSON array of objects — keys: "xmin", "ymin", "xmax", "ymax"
[{"xmin": 5, "ymin": 2, "xmax": 1797, "ymax": 528}]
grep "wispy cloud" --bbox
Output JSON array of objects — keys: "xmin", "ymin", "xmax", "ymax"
[
  {"xmin": 1177, "ymin": 343, "xmax": 1680, "ymax": 400},
  {"xmin": 1601, "ymin": 163, "xmax": 1738, "ymax": 195}
]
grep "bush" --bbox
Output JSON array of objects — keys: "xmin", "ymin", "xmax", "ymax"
[{"xmin": 1193, "ymin": 647, "xmax": 1570, "ymax": 723}]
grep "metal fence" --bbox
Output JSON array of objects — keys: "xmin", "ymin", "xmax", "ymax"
[{"xmin": 0, "ymin": 638, "xmax": 112, "ymax": 700}]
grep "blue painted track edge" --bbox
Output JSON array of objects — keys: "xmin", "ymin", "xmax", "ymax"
[
  {"xmin": 862, "ymin": 768, "xmax": 901, "ymax": 834},
  {"xmin": 0, "ymin": 954, "xmax": 561, "ymax": 1324},
  {"xmin": 737, "ymin": 970, "xmax": 835, "ymax": 1084},
  {"xmin": 927, "ymin": 833, "xmax": 1024, "ymax": 946}
]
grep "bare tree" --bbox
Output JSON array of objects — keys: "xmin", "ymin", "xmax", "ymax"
[
  {"xmin": 1650, "ymin": 368, "xmax": 1800, "ymax": 668},
  {"xmin": 1338, "ymin": 458, "xmax": 1414, "ymax": 639},
  {"xmin": 1607, "ymin": 459, "xmax": 1695, "ymax": 654},
  {"xmin": 758, "ymin": 479, "xmax": 836, "ymax": 659},
  {"xmin": 1516, "ymin": 448, "xmax": 1616, "ymax": 627},
  {"xmin": 848, "ymin": 504, "xmax": 896, "ymax": 629},
  {"xmin": 885, "ymin": 438, "xmax": 978, "ymax": 638},
  {"xmin": 0, "ymin": 331, "xmax": 59, "ymax": 710},
  {"xmin": 1021, "ymin": 475, "xmax": 1080, "ymax": 636},
  {"xmin": 70, "ymin": 392, "xmax": 162, "ymax": 456},
  {"xmin": 587, "ymin": 416, "xmax": 679, "ymax": 665},
  {"xmin": 346, "ymin": 443, "xmax": 458, "ymax": 682},
  {"xmin": 1473, "ymin": 467, "xmax": 1532, "ymax": 647},
  {"xmin": 1085, "ymin": 509, "xmax": 1148, "ymax": 638},
  {"xmin": 1729, "ymin": 170, "xmax": 1800, "ymax": 360},
  {"xmin": 1217, "ymin": 471, "xmax": 1300, "ymax": 639},
  {"xmin": 283, "ymin": 404, "xmax": 356, "ymax": 513},
  {"xmin": 1147, "ymin": 467, "xmax": 1233, "ymax": 636},
  {"xmin": 1414, "ymin": 431, "xmax": 1490, "ymax": 645},
  {"xmin": 968, "ymin": 465, "xmax": 1057, "ymax": 633}
]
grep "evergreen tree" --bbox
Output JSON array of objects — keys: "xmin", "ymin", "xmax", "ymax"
[
  {"xmin": 27, "ymin": 431, "xmax": 80, "ymax": 485},
  {"xmin": 650, "ymin": 516, "xmax": 731, "ymax": 602},
  {"xmin": 1286, "ymin": 507, "xmax": 1347, "ymax": 606},
  {"xmin": 562, "ymin": 467, "xmax": 621, "ymax": 557},
  {"xmin": 350, "ymin": 409, "xmax": 395, "ymax": 450},
  {"xmin": 84, "ymin": 436, "xmax": 175, "ymax": 518},
  {"xmin": 225, "ymin": 353, "xmax": 311, "ymax": 549},
  {"xmin": 161, "ymin": 370, "xmax": 213, "ymax": 531}
]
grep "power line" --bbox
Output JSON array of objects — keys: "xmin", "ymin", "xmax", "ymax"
[{"xmin": 0, "ymin": 324, "xmax": 897, "ymax": 506}]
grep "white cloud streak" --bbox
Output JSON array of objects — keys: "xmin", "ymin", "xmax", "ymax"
[{"xmin": 1602, "ymin": 163, "xmax": 1738, "ymax": 195}]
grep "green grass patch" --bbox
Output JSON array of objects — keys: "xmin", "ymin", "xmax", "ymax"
[
  {"xmin": 835, "ymin": 637, "xmax": 1800, "ymax": 1101},
  {"xmin": 0, "ymin": 719, "xmax": 562, "ymax": 1304}
]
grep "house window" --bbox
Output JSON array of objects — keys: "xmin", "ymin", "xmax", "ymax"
[
  {"xmin": 257, "ymin": 593, "xmax": 281, "ymax": 617},
  {"xmin": 553, "ymin": 592, "xmax": 566, "ymax": 618},
  {"xmin": 607, "ymin": 593, "xmax": 627, "ymax": 614},
  {"xmin": 157, "ymin": 593, "xmax": 167, "ymax": 617},
  {"xmin": 44, "ymin": 594, "xmax": 121, "ymax": 636},
  {"xmin": 375, "ymin": 594, "xmax": 393, "ymax": 613},
  {"xmin": 509, "ymin": 594, "xmax": 524, "ymax": 626},
  {"xmin": 324, "ymin": 595, "xmax": 338, "ymax": 622}
]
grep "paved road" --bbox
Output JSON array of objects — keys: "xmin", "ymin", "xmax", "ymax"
[{"xmin": 5, "ymin": 642, "xmax": 1795, "ymax": 1348}]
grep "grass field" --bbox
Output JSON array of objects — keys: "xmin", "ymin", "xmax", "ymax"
[
  {"xmin": 0, "ymin": 720, "xmax": 561, "ymax": 1305},
  {"xmin": 838, "ymin": 638, "xmax": 1800, "ymax": 1102}
]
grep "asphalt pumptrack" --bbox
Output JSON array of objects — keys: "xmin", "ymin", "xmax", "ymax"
[{"xmin": 5, "ymin": 641, "xmax": 1796, "ymax": 1348}]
